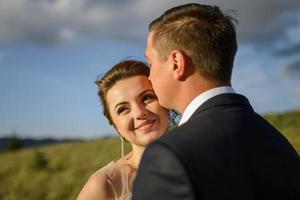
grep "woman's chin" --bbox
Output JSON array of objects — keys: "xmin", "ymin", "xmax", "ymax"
[{"xmin": 139, "ymin": 130, "xmax": 164, "ymax": 144}]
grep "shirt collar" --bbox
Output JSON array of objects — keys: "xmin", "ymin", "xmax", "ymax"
[{"xmin": 178, "ymin": 86, "xmax": 235, "ymax": 126}]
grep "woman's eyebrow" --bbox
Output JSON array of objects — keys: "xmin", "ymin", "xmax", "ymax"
[
  {"xmin": 114, "ymin": 101, "xmax": 127, "ymax": 110},
  {"xmin": 114, "ymin": 89, "xmax": 154, "ymax": 110}
]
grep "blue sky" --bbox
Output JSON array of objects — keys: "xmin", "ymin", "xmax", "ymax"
[{"xmin": 0, "ymin": 0, "xmax": 300, "ymax": 139}]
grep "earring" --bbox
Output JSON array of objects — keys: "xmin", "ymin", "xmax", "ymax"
[{"xmin": 120, "ymin": 136, "xmax": 124, "ymax": 157}]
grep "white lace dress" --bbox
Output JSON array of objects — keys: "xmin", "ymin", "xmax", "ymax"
[{"xmin": 91, "ymin": 161, "xmax": 137, "ymax": 200}]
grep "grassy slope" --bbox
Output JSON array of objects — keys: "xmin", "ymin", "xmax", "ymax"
[
  {"xmin": 0, "ymin": 110, "xmax": 299, "ymax": 200},
  {"xmin": 0, "ymin": 138, "xmax": 130, "ymax": 200},
  {"xmin": 264, "ymin": 110, "xmax": 300, "ymax": 154}
]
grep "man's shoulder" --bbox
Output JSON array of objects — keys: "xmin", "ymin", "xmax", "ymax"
[
  {"xmin": 155, "ymin": 120, "xmax": 206, "ymax": 151},
  {"xmin": 162, "ymin": 111, "xmax": 218, "ymax": 140},
  {"xmin": 156, "ymin": 104, "xmax": 252, "ymax": 149}
]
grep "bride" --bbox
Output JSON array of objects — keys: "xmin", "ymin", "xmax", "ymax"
[{"xmin": 76, "ymin": 60, "xmax": 171, "ymax": 200}]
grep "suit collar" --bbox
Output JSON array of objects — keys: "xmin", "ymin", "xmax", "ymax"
[
  {"xmin": 179, "ymin": 87, "xmax": 235, "ymax": 126},
  {"xmin": 189, "ymin": 93, "xmax": 253, "ymax": 120}
]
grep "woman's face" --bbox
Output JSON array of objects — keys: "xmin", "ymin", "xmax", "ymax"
[{"xmin": 106, "ymin": 75, "xmax": 169, "ymax": 147}]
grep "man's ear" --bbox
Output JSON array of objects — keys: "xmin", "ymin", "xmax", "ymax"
[{"xmin": 170, "ymin": 50, "xmax": 188, "ymax": 81}]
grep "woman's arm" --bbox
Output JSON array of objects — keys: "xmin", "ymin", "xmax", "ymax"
[{"xmin": 76, "ymin": 172, "xmax": 108, "ymax": 200}]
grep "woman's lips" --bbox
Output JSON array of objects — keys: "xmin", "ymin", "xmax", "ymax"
[{"xmin": 135, "ymin": 120, "xmax": 156, "ymax": 131}]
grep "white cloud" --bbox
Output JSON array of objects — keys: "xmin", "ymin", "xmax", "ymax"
[
  {"xmin": 0, "ymin": 0, "xmax": 299, "ymax": 45},
  {"xmin": 0, "ymin": 0, "xmax": 108, "ymax": 44},
  {"xmin": 286, "ymin": 24, "xmax": 300, "ymax": 44},
  {"xmin": 58, "ymin": 28, "xmax": 75, "ymax": 42},
  {"xmin": 296, "ymin": 87, "xmax": 300, "ymax": 96},
  {"xmin": 231, "ymin": 44, "xmax": 300, "ymax": 113},
  {"xmin": 282, "ymin": 59, "xmax": 300, "ymax": 78},
  {"xmin": 0, "ymin": 51, "xmax": 4, "ymax": 63}
]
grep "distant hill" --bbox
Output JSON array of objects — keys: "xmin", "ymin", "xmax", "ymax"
[
  {"xmin": 0, "ymin": 110, "xmax": 298, "ymax": 200},
  {"xmin": 0, "ymin": 137, "xmax": 81, "ymax": 151}
]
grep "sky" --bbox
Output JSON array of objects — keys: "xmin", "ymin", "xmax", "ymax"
[{"xmin": 0, "ymin": 0, "xmax": 300, "ymax": 139}]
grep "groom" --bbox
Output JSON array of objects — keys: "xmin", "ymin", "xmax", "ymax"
[{"xmin": 133, "ymin": 3, "xmax": 300, "ymax": 200}]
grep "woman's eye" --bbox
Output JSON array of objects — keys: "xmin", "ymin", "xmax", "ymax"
[{"xmin": 117, "ymin": 107, "xmax": 128, "ymax": 115}]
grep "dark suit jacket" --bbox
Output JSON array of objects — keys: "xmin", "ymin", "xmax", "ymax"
[{"xmin": 132, "ymin": 93, "xmax": 300, "ymax": 200}]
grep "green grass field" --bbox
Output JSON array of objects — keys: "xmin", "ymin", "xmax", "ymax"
[
  {"xmin": 0, "ymin": 138, "xmax": 131, "ymax": 200},
  {"xmin": 264, "ymin": 110, "xmax": 300, "ymax": 154},
  {"xmin": 0, "ymin": 110, "xmax": 299, "ymax": 200}
]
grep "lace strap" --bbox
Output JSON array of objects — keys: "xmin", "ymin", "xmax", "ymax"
[{"xmin": 105, "ymin": 174, "xmax": 118, "ymax": 200}]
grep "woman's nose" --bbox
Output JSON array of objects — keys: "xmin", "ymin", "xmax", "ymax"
[{"xmin": 134, "ymin": 105, "xmax": 147, "ymax": 119}]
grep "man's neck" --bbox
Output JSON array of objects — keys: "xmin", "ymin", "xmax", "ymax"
[
  {"xmin": 178, "ymin": 86, "xmax": 235, "ymax": 125},
  {"xmin": 175, "ymin": 77, "xmax": 230, "ymax": 113}
]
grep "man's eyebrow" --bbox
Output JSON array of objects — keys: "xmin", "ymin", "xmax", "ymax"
[{"xmin": 138, "ymin": 89, "xmax": 153, "ymax": 98}]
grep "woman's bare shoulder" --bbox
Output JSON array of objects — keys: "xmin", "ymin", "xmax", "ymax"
[
  {"xmin": 76, "ymin": 169, "xmax": 108, "ymax": 200},
  {"xmin": 76, "ymin": 155, "xmax": 135, "ymax": 200}
]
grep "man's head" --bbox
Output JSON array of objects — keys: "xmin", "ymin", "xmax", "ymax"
[{"xmin": 146, "ymin": 3, "xmax": 238, "ymax": 111}]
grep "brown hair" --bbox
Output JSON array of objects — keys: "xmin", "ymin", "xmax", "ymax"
[
  {"xmin": 95, "ymin": 60, "xmax": 150, "ymax": 125},
  {"xmin": 149, "ymin": 3, "xmax": 237, "ymax": 84}
]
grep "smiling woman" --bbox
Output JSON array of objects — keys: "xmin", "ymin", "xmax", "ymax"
[
  {"xmin": 106, "ymin": 75, "xmax": 169, "ymax": 147},
  {"xmin": 76, "ymin": 60, "xmax": 169, "ymax": 200}
]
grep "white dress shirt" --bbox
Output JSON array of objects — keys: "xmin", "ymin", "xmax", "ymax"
[{"xmin": 178, "ymin": 86, "xmax": 235, "ymax": 126}]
